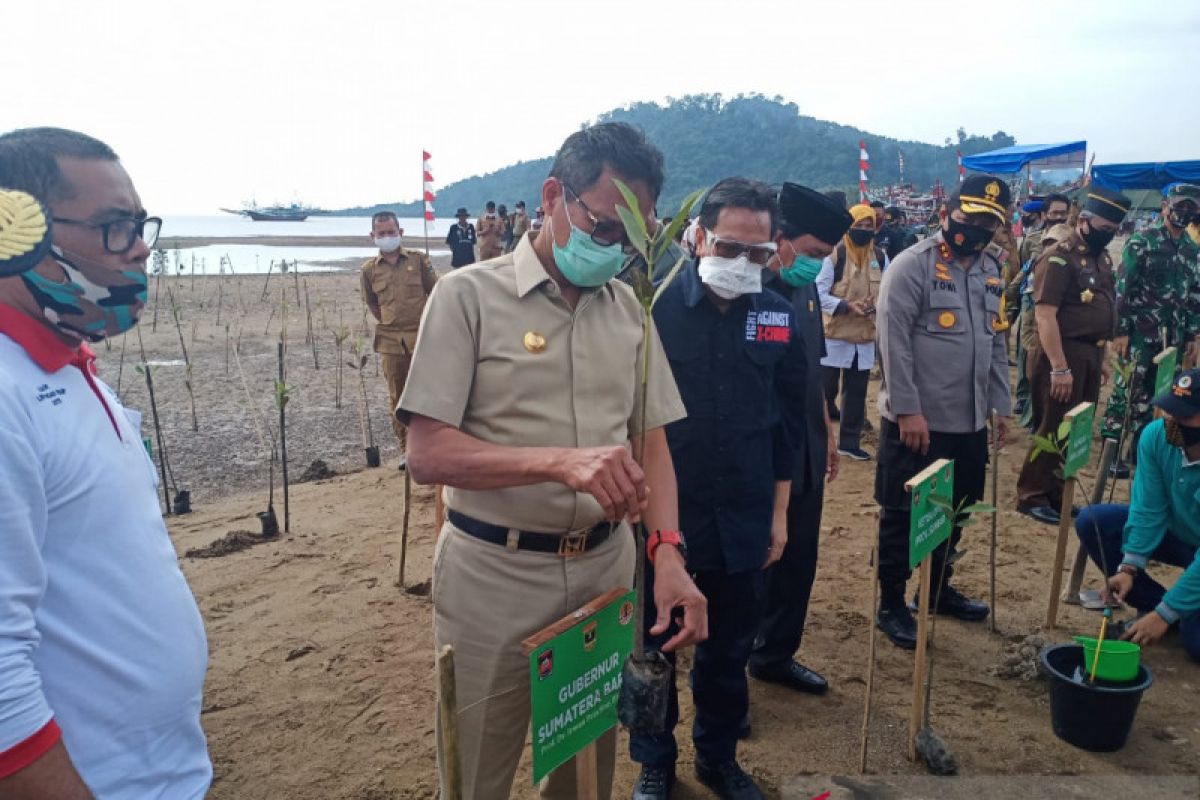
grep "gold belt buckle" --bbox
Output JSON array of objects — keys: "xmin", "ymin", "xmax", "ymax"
[{"xmin": 557, "ymin": 529, "xmax": 590, "ymax": 557}]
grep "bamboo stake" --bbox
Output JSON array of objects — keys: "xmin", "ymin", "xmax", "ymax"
[
  {"xmin": 859, "ymin": 545, "xmax": 879, "ymax": 774},
  {"xmin": 399, "ymin": 470, "xmax": 411, "ymax": 588},
  {"xmin": 278, "ymin": 341, "xmax": 290, "ymax": 534},
  {"xmin": 988, "ymin": 409, "xmax": 1000, "ymax": 632},
  {"xmin": 575, "ymin": 742, "xmax": 599, "ymax": 800}
]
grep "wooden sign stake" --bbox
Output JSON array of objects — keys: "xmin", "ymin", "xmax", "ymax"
[
  {"xmin": 908, "ymin": 556, "xmax": 932, "ymax": 761},
  {"xmin": 1045, "ymin": 402, "xmax": 1095, "ymax": 629},
  {"xmin": 437, "ymin": 644, "xmax": 463, "ymax": 800},
  {"xmin": 1065, "ymin": 438, "xmax": 1116, "ymax": 604}
]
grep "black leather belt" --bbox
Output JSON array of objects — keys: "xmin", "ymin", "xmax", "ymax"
[
  {"xmin": 447, "ymin": 510, "xmax": 614, "ymax": 557},
  {"xmin": 1065, "ymin": 337, "xmax": 1109, "ymax": 348}
]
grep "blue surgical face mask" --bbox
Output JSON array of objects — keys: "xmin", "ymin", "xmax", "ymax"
[
  {"xmin": 780, "ymin": 252, "xmax": 824, "ymax": 288},
  {"xmin": 21, "ymin": 246, "xmax": 148, "ymax": 342},
  {"xmin": 549, "ymin": 203, "xmax": 627, "ymax": 288}
]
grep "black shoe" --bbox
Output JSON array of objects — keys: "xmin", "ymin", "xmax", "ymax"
[
  {"xmin": 397, "ymin": 453, "xmax": 407, "ymax": 471},
  {"xmin": 1019, "ymin": 505, "xmax": 1060, "ymax": 525},
  {"xmin": 632, "ymin": 765, "xmax": 675, "ymax": 800},
  {"xmin": 914, "ymin": 585, "xmax": 989, "ymax": 622},
  {"xmin": 876, "ymin": 605, "xmax": 917, "ymax": 650},
  {"xmin": 694, "ymin": 758, "xmax": 764, "ymax": 800},
  {"xmin": 737, "ymin": 715, "xmax": 752, "ymax": 740},
  {"xmin": 748, "ymin": 660, "xmax": 828, "ymax": 695},
  {"xmin": 838, "ymin": 447, "xmax": 872, "ymax": 461},
  {"xmin": 1109, "ymin": 459, "xmax": 1131, "ymax": 479}
]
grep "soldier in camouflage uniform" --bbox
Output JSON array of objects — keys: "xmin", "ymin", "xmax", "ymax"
[{"xmin": 1102, "ymin": 183, "xmax": 1200, "ymax": 472}]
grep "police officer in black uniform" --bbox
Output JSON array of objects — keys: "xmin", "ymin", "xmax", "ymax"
[{"xmin": 749, "ymin": 183, "xmax": 853, "ymax": 694}]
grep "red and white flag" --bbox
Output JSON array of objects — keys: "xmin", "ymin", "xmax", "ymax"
[
  {"xmin": 422, "ymin": 150, "xmax": 435, "ymax": 222},
  {"xmin": 957, "ymin": 149, "xmax": 965, "ymax": 184},
  {"xmin": 858, "ymin": 140, "xmax": 870, "ymax": 202}
]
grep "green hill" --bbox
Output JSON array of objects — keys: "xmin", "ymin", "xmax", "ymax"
[{"xmin": 331, "ymin": 93, "xmax": 1015, "ymax": 218}]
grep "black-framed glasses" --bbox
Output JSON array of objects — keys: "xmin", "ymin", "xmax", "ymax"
[
  {"xmin": 51, "ymin": 215, "xmax": 162, "ymax": 254},
  {"xmin": 562, "ymin": 183, "xmax": 628, "ymax": 247}
]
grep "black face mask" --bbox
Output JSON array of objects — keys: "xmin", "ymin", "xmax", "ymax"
[
  {"xmin": 1183, "ymin": 425, "xmax": 1200, "ymax": 447},
  {"xmin": 1021, "ymin": 215, "xmax": 1037, "ymax": 229},
  {"xmin": 1045, "ymin": 216, "xmax": 1067, "ymax": 229},
  {"xmin": 848, "ymin": 228, "xmax": 875, "ymax": 247},
  {"xmin": 1080, "ymin": 219, "xmax": 1116, "ymax": 254},
  {"xmin": 1169, "ymin": 207, "xmax": 1196, "ymax": 229},
  {"xmin": 943, "ymin": 217, "xmax": 993, "ymax": 256}
]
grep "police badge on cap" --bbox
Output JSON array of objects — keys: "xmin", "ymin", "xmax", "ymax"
[{"xmin": 956, "ymin": 175, "xmax": 1011, "ymax": 224}]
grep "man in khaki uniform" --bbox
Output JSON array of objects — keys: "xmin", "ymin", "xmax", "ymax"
[
  {"xmin": 399, "ymin": 122, "xmax": 707, "ymax": 800},
  {"xmin": 508, "ymin": 199, "xmax": 530, "ymax": 251},
  {"xmin": 360, "ymin": 211, "xmax": 435, "ymax": 463},
  {"xmin": 476, "ymin": 199, "xmax": 504, "ymax": 260}
]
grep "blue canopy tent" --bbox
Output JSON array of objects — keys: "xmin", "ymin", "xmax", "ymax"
[
  {"xmin": 1090, "ymin": 161, "xmax": 1200, "ymax": 191},
  {"xmin": 960, "ymin": 141, "xmax": 1087, "ymax": 175}
]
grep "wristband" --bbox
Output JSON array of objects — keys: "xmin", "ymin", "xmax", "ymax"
[
  {"xmin": 1117, "ymin": 564, "xmax": 1139, "ymax": 577},
  {"xmin": 1050, "ymin": 368, "xmax": 1072, "ymax": 376},
  {"xmin": 647, "ymin": 529, "xmax": 684, "ymax": 565}
]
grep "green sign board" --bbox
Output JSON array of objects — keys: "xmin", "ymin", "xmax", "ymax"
[
  {"xmin": 1155, "ymin": 347, "xmax": 1179, "ymax": 400},
  {"xmin": 1063, "ymin": 403, "xmax": 1096, "ymax": 479},
  {"xmin": 909, "ymin": 459, "xmax": 954, "ymax": 569},
  {"xmin": 528, "ymin": 590, "xmax": 636, "ymax": 783}
]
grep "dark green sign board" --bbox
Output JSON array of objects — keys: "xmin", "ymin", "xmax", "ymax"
[
  {"xmin": 528, "ymin": 590, "xmax": 636, "ymax": 783},
  {"xmin": 1062, "ymin": 403, "xmax": 1096, "ymax": 479},
  {"xmin": 909, "ymin": 459, "xmax": 954, "ymax": 569},
  {"xmin": 1155, "ymin": 347, "xmax": 1179, "ymax": 400}
]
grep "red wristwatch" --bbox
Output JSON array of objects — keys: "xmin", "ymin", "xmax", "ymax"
[{"xmin": 647, "ymin": 530, "xmax": 685, "ymax": 565}]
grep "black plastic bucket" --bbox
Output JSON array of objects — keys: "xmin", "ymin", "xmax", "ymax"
[
  {"xmin": 1041, "ymin": 643, "xmax": 1153, "ymax": 752},
  {"xmin": 365, "ymin": 446, "xmax": 381, "ymax": 468}
]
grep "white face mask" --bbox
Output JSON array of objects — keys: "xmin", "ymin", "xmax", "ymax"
[
  {"xmin": 374, "ymin": 235, "xmax": 402, "ymax": 253},
  {"xmin": 697, "ymin": 255, "xmax": 763, "ymax": 300}
]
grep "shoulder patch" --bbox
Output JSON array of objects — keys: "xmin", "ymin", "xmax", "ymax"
[{"xmin": 1048, "ymin": 256, "xmax": 1067, "ymax": 265}]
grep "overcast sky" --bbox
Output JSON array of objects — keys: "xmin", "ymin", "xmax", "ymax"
[{"xmin": 6, "ymin": 0, "xmax": 1198, "ymax": 213}]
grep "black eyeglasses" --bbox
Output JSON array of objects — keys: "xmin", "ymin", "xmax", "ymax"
[
  {"xmin": 51, "ymin": 215, "xmax": 162, "ymax": 254},
  {"xmin": 562, "ymin": 183, "xmax": 628, "ymax": 247}
]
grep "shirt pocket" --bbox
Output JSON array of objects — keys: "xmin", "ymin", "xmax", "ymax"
[
  {"xmin": 982, "ymin": 289, "xmax": 1001, "ymax": 333},
  {"xmin": 924, "ymin": 290, "xmax": 966, "ymax": 335},
  {"xmin": 735, "ymin": 340, "xmax": 785, "ymax": 425}
]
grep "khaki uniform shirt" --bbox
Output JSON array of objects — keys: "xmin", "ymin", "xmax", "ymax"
[
  {"xmin": 398, "ymin": 235, "xmax": 686, "ymax": 532},
  {"xmin": 510, "ymin": 211, "xmax": 530, "ymax": 240},
  {"xmin": 876, "ymin": 231, "xmax": 1012, "ymax": 433},
  {"xmin": 1033, "ymin": 228, "xmax": 1117, "ymax": 342},
  {"xmin": 360, "ymin": 249, "xmax": 436, "ymax": 354},
  {"xmin": 476, "ymin": 214, "xmax": 505, "ymax": 248}
]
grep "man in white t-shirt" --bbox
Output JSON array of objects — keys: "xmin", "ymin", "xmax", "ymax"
[{"xmin": 0, "ymin": 128, "xmax": 210, "ymax": 799}]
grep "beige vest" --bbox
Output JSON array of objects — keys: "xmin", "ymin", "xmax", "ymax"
[{"xmin": 824, "ymin": 242, "xmax": 882, "ymax": 344}]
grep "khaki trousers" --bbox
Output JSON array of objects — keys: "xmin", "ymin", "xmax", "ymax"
[
  {"xmin": 380, "ymin": 352, "xmax": 412, "ymax": 448},
  {"xmin": 478, "ymin": 243, "xmax": 503, "ymax": 261},
  {"xmin": 432, "ymin": 519, "xmax": 635, "ymax": 799}
]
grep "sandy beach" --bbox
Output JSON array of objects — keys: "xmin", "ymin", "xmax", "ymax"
[{"xmin": 99, "ymin": 271, "xmax": 1200, "ymax": 799}]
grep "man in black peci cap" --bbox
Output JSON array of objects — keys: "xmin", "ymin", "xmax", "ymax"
[
  {"xmin": 1075, "ymin": 368, "xmax": 1200, "ymax": 661},
  {"xmin": 1016, "ymin": 186, "xmax": 1131, "ymax": 524},
  {"xmin": 749, "ymin": 183, "xmax": 853, "ymax": 696},
  {"xmin": 872, "ymin": 174, "xmax": 1013, "ymax": 649}
]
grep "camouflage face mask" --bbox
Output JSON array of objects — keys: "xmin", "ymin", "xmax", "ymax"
[{"xmin": 21, "ymin": 246, "xmax": 148, "ymax": 342}]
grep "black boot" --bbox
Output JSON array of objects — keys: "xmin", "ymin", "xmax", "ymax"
[
  {"xmin": 631, "ymin": 765, "xmax": 674, "ymax": 800},
  {"xmin": 911, "ymin": 584, "xmax": 990, "ymax": 622},
  {"xmin": 694, "ymin": 758, "xmax": 764, "ymax": 800},
  {"xmin": 876, "ymin": 584, "xmax": 917, "ymax": 649}
]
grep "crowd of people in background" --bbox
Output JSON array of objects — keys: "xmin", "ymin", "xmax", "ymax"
[{"xmin": 6, "ymin": 120, "xmax": 1200, "ymax": 800}]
